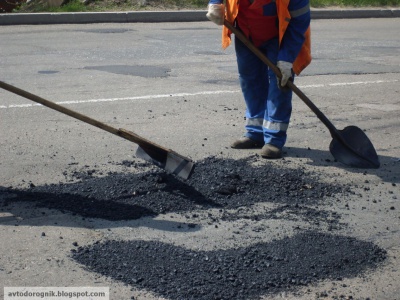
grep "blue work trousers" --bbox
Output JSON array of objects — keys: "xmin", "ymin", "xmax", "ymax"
[{"xmin": 235, "ymin": 36, "xmax": 293, "ymax": 148}]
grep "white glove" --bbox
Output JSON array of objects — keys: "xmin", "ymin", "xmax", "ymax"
[
  {"xmin": 206, "ymin": 4, "xmax": 225, "ymax": 26},
  {"xmin": 277, "ymin": 61, "xmax": 293, "ymax": 87}
]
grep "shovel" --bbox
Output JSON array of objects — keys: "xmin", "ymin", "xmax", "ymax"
[
  {"xmin": 224, "ymin": 20, "xmax": 380, "ymax": 169},
  {"xmin": 0, "ymin": 81, "xmax": 195, "ymax": 179}
]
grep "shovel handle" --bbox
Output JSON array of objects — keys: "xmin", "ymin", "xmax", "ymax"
[
  {"xmin": 0, "ymin": 80, "xmax": 169, "ymax": 152},
  {"xmin": 223, "ymin": 20, "xmax": 339, "ymax": 137}
]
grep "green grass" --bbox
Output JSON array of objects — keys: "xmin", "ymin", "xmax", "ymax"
[
  {"xmin": 17, "ymin": 0, "xmax": 211, "ymax": 12},
  {"xmin": 14, "ymin": 0, "xmax": 400, "ymax": 13},
  {"xmin": 16, "ymin": 0, "xmax": 89, "ymax": 12},
  {"xmin": 53, "ymin": 0, "xmax": 87, "ymax": 12},
  {"xmin": 50, "ymin": 0, "xmax": 87, "ymax": 12},
  {"xmin": 310, "ymin": 0, "xmax": 400, "ymax": 7}
]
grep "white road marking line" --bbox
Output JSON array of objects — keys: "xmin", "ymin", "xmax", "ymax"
[
  {"xmin": 357, "ymin": 103, "xmax": 400, "ymax": 111},
  {"xmin": 300, "ymin": 79, "xmax": 398, "ymax": 89},
  {"xmin": 1, "ymin": 79, "xmax": 398, "ymax": 110},
  {"xmin": 1, "ymin": 90, "xmax": 239, "ymax": 109}
]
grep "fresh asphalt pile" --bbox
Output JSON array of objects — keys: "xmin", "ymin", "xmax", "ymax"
[
  {"xmin": 2, "ymin": 156, "xmax": 349, "ymax": 221},
  {"xmin": 1, "ymin": 155, "xmax": 387, "ymax": 299},
  {"xmin": 72, "ymin": 232, "xmax": 386, "ymax": 300}
]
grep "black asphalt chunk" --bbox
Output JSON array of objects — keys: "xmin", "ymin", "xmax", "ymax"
[
  {"xmin": 72, "ymin": 231, "xmax": 387, "ymax": 300},
  {"xmin": 1, "ymin": 156, "xmax": 349, "ymax": 222}
]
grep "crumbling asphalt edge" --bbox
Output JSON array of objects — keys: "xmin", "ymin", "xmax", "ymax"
[{"xmin": 0, "ymin": 8, "xmax": 400, "ymax": 25}]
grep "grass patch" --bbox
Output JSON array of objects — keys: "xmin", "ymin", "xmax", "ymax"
[
  {"xmin": 14, "ymin": 0, "xmax": 400, "ymax": 13},
  {"xmin": 17, "ymin": 0, "xmax": 210, "ymax": 12},
  {"xmin": 16, "ymin": 0, "xmax": 88, "ymax": 12},
  {"xmin": 58, "ymin": 0, "xmax": 88, "ymax": 11},
  {"xmin": 311, "ymin": 0, "xmax": 400, "ymax": 7}
]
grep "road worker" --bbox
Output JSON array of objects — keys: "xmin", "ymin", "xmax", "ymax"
[{"xmin": 207, "ymin": 0, "xmax": 311, "ymax": 158}]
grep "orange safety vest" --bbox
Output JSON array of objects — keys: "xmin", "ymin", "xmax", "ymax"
[{"xmin": 223, "ymin": 0, "xmax": 311, "ymax": 75}]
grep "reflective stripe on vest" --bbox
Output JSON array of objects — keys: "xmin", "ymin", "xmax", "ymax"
[{"xmin": 289, "ymin": 3, "xmax": 310, "ymax": 18}]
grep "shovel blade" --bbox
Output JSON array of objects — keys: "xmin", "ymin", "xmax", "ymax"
[
  {"xmin": 329, "ymin": 126, "xmax": 380, "ymax": 169},
  {"xmin": 136, "ymin": 146, "xmax": 194, "ymax": 179},
  {"xmin": 165, "ymin": 151, "xmax": 195, "ymax": 180}
]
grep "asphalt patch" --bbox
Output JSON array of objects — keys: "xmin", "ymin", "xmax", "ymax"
[
  {"xmin": 83, "ymin": 65, "xmax": 171, "ymax": 78},
  {"xmin": 193, "ymin": 50, "xmax": 226, "ymax": 56},
  {"xmin": 72, "ymin": 231, "xmax": 387, "ymax": 300},
  {"xmin": 79, "ymin": 28, "xmax": 134, "ymax": 34},
  {"xmin": 38, "ymin": 70, "xmax": 60, "ymax": 74},
  {"xmin": 1, "ymin": 156, "xmax": 348, "ymax": 226}
]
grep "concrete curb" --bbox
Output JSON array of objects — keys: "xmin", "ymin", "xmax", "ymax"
[
  {"xmin": 0, "ymin": 10, "xmax": 207, "ymax": 25},
  {"xmin": 0, "ymin": 8, "xmax": 399, "ymax": 25}
]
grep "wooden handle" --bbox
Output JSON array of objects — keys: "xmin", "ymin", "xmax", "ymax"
[{"xmin": 0, "ymin": 80, "xmax": 168, "ymax": 151}]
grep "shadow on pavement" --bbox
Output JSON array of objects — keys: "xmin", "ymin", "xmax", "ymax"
[{"xmin": 286, "ymin": 146, "xmax": 400, "ymax": 183}]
